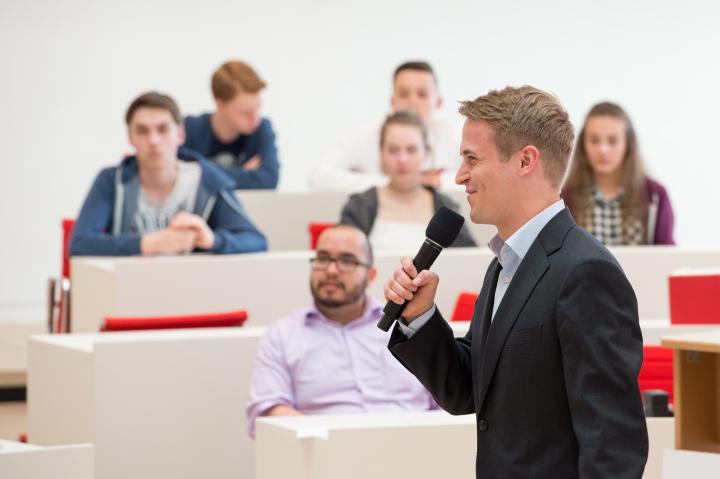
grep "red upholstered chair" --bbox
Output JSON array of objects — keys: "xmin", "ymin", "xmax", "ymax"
[
  {"xmin": 101, "ymin": 309, "xmax": 248, "ymax": 332},
  {"xmin": 451, "ymin": 291, "xmax": 479, "ymax": 321},
  {"xmin": 639, "ymin": 345, "xmax": 674, "ymax": 405},
  {"xmin": 47, "ymin": 218, "xmax": 75, "ymax": 333},
  {"xmin": 308, "ymin": 222, "xmax": 334, "ymax": 250}
]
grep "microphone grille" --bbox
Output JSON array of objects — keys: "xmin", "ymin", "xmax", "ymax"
[{"xmin": 426, "ymin": 207, "xmax": 465, "ymax": 248}]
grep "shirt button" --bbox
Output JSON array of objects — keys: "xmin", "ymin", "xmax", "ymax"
[
  {"xmin": 478, "ymin": 419, "xmax": 489, "ymax": 431},
  {"xmin": 503, "ymin": 276, "xmax": 511, "ymax": 284}
]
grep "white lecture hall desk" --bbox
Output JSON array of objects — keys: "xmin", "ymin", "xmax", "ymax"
[
  {"xmin": 26, "ymin": 321, "xmax": 687, "ymax": 479},
  {"xmin": 255, "ymin": 412, "xmax": 674, "ymax": 479},
  {"xmin": 0, "ymin": 439, "xmax": 93, "ymax": 479},
  {"xmin": 70, "ymin": 246, "xmax": 720, "ymax": 332},
  {"xmin": 27, "ymin": 328, "xmax": 264, "ymax": 479},
  {"xmin": 25, "ymin": 323, "xmax": 469, "ymax": 479}
]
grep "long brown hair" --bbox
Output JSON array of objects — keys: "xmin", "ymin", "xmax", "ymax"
[{"xmin": 564, "ymin": 102, "xmax": 648, "ymax": 241}]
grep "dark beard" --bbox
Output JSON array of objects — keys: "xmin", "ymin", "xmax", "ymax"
[{"xmin": 310, "ymin": 279, "xmax": 366, "ymax": 309}]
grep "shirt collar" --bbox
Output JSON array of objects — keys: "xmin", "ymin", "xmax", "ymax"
[
  {"xmin": 487, "ymin": 199, "xmax": 566, "ymax": 263},
  {"xmin": 592, "ymin": 184, "xmax": 624, "ymax": 204},
  {"xmin": 305, "ymin": 294, "xmax": 383, "ymax": 327}
]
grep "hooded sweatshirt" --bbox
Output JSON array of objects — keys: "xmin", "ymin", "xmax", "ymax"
[{"xmin": 69, "ymin": 148, "xmax": 267, "ymax": 256}]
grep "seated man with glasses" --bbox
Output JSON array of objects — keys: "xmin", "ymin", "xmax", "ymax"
[{"xmin": 246, "ymin": 224, "xmax": 435, "ymax": 437}]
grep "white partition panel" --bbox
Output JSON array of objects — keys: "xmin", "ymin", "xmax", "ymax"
[
  {"xmin": 71, "ymin": 252, "xmax": 315, "ymax": 332},
  {"xmin": 28, "ymin": 328, "xmax": 265, "ymax": 479},
  {"xmin": 255, "ymin": 412, "xmax": 476, "ymax": 479},
  {"xmin": 645, "ymin": 418, "xmax": 674, "ymax": 479},
  {"xmin": 235, "ymin": 190, "xmax": 344, "ymax": 251},
  {"xmin": 71, "ymin": 248, "xmax": 720, "ymax": 332}
]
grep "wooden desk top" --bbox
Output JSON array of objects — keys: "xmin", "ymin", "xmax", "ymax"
[{"xmin": 661, "ymin": 330, "xmax": 720, "ymax": 353}]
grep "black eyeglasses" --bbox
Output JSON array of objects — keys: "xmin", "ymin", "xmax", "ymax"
[{"xmin": 310, "ymin": 254, "xmax": 371, "ymax": 273}]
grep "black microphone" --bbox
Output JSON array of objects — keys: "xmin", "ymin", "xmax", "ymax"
[{"xmin": 377, "ymin": 206, "xmax": 465, "ymax": 331}]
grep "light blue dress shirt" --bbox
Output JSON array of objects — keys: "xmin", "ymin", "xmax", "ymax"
[{"xmin": 399, "ymin": 200, "xmax": 566, "ymax": 337}]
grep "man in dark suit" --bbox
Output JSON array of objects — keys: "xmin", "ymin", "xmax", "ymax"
[{"xmin": 383, "ymin": 86, "xmax": 648, "ymax": 478}]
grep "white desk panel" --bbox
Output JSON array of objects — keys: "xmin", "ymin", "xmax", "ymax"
[
  {"xmin": 71, "ymin": 247, "xmax": 720, "ymax": 332},
  {"xmin": 28, "ymin": 328, "xmax": 265, "ymax": 479}
]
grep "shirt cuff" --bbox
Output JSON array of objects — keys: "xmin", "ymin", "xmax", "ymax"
[{"xmin": 397, "ymin": 304, "xmax": 436, "ymax": 338}]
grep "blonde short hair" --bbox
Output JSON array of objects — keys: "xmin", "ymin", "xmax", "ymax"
[{"xmin": 459, "ymin": 85, "xmax": 574, "ymax": 187}]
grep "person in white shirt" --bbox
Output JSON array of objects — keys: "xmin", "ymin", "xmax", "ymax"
[{"xmin": 309, "ymin": 61, "xmax": 461, "ymax": 192}]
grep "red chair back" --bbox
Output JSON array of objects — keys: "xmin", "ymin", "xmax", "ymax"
[
  {"xmin": 309, "ymin": 222, "xmax": 334, "ymax": 249},
  {"xmin": 51, "ymin": 218, "xmax": 76, "ymax": 333},
  {"xmin": 101, "ymin": 310, "xmax": 248, "ymax": 332},
  {"xmin": 639, "ymin": 345, "xmax": 674, "ymax": 404},
  {"xmin": 669, "ymin": 273, "xmax": 720, "ymax": 324},
  {"xmin": 451, "ymin": 291, "xmax": 479, "ymax": 321},
  {"xmin": 61, "ymin": 218, "xmax": 76, "ymax": 279}
]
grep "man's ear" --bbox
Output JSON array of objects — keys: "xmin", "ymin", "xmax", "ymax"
[
  {"xmin": 214, "ymin": 97, "xmax": 224, "ymax": 112},
  {"xmin": 177, "ymin": 124, "xmax": 186, "ymax": 146},
  {"xmin": 435, "ymin": 96, "xmax": 443, "ymax": 111},
  {"xmin": 366, "ymin": 265, "xmax": 378, "ymax": 285},
  {"xmin": 517, "ymin": 145, "xmax": 541, "ymax": 177}
]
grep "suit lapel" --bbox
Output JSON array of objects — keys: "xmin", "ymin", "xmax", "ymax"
[{"xmin": 475, "ymin": 208, "xmax": 575, "ymax": 413}]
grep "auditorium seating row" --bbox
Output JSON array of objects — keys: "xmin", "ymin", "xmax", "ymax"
[
  {"xmin": 27, "ymin": 327, "xmax": 717, "ymax": 479},
  {"xmin": 70, "ymin": 246, "xmax": 720, "ymax": 331}
]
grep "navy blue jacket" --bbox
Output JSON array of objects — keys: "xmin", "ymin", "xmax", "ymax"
[
  {"xmin": 183, "ymin": 114, "xmax": 279, "ymax": 189},
  {"xmin": 69, "ymin": 149, "xmax": 267, "ymax": 256}
]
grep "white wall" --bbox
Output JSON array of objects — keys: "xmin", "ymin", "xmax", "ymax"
[{"xmin": 1, "ymin": 0, "xmax": 718, "ymax": 321}]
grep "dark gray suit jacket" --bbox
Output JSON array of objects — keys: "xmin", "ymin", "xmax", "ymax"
[{"xmin": 389, "ymin": 208, "xmax": 648, "ymax": 478}]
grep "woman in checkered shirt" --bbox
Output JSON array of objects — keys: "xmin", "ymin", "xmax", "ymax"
[{"xmin": 562, "ymin": 102, "xmax": 675, "ymax": 245}]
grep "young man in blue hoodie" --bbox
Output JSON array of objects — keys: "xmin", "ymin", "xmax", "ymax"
[
  {"xmin": 70, "ymin": 92, "xmax": 267, "ymax": 256},
  {"xmin": 183, "ymin": 60, "xmax": 279, "ymax": 189}
]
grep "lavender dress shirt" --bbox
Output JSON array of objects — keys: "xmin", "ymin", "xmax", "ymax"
[{"xmin": 247, "ymin": 295, "xmax": 436, "ymax": 437}]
